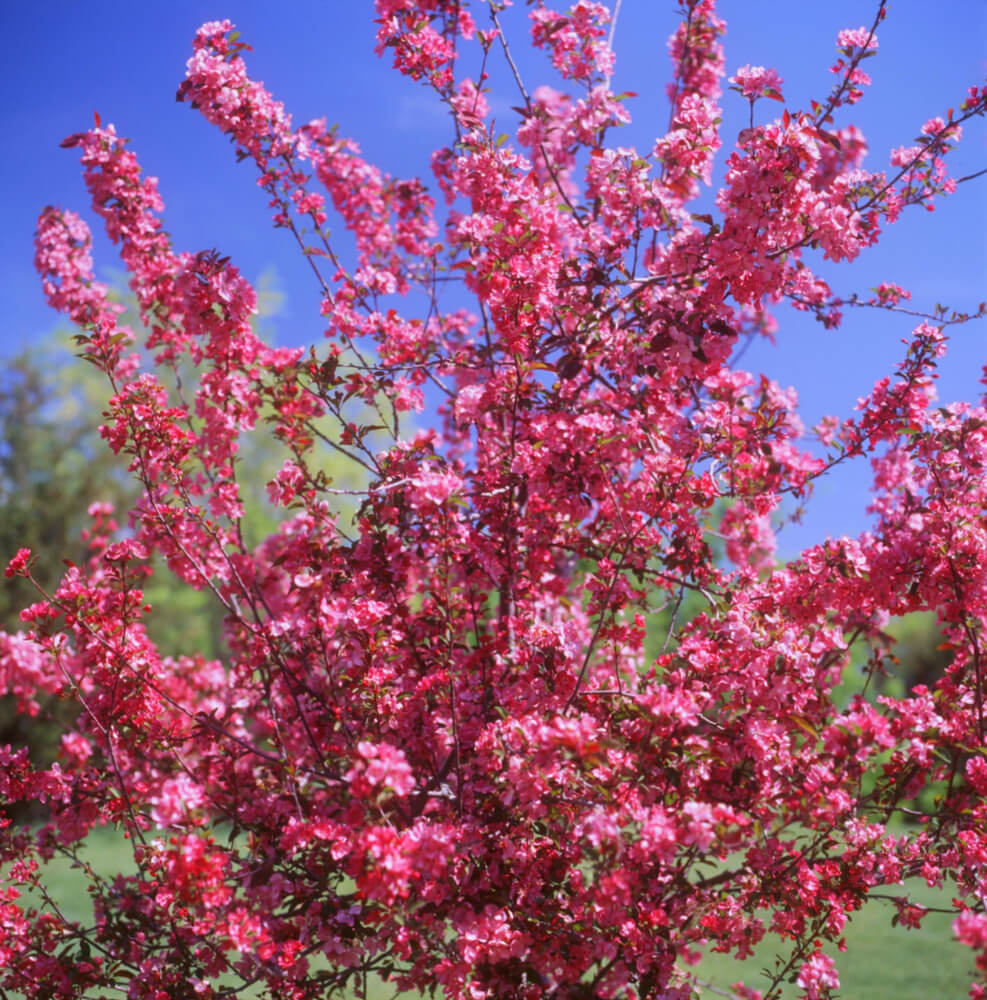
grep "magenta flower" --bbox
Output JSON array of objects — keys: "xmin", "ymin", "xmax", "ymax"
[{"xmin": 731, "ymin": 64, "xmax": 785, "ymax": 102}]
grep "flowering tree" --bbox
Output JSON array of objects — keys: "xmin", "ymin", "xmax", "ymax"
[{"xmin": 2, "ymin": 2, "xmax": 986, "ymax": 997}]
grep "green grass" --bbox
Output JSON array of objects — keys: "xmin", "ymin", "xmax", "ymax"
[
  {"xmin": 8, "ymin": 827, "xmax": 976, "ymax": 999},
  {"xmin": 692, "ymin": 878, "xmax": 973, "ymax": 998},
  {"xmin": 14, "ymin": 824, "xmax": 140, "ymax": 925},
  {"xmin": 6, "ymin": 826, "xmax": 397, "ymax": 999}
]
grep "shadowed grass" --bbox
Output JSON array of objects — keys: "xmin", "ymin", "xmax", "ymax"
[
  {"xmin": 692, "ymin": 877, "xmax": 972, "ymax": 998},
  {"xmin": 8, "ymin": 826, "xmax": 974, "ymax": 999}
]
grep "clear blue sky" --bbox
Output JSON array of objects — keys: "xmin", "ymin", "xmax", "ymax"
[{"xmin": 1, "ymin": 1, "xmax": 984, "ymax": 554}]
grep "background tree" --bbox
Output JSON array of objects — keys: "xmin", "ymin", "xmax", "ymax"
[
  {"xmin": 0, "ymin": 345, "xmax": 135, "ymax": 802},
  {"xmin": 0, "ymin": 345, "xmax": 133, "ymax": 630}
]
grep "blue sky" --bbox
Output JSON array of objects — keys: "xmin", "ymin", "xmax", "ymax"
[{"xmin": 1, "ymin": 1, "xmax": 984, "ymax": 554}]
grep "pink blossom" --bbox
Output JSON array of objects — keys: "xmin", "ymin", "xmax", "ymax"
[
  {"xmin": 796, "ymin": 951, "xmax": 840, "ymax": 999},
  {"xmin": 955, "ymin": 909, "xmax": 987, "ymax": 950},
  {"xmin": 4, "ymin": 548, "xmax": 32, "ymax": 578},
  {"xmin": 530, "ymin": 2, "xmax": 614, "ymax": 82},
  {"xmin": 731, "ymin": 64, "xmax": 784, "ymax": 101},
  {"xmin": 150, "ymin": 774, "xmax": 207, "ymax": 828},
  {"xmin": 346, "ymin": 740, "xmax": 415, "ymax": 797},
  {"xmin": 450, "ymin": 78, "xmax": 489, "ymax": 129},
  {"xmin": 837, "ymin": 26, "xmax": 878, "ymax": 51},
  {"xmin": 410, "ymin": 468, "xmax": 463, "ymax": 506},
  {"xmin": 967, "ymin": 757, "xmax": 987, "ymax": 796}
]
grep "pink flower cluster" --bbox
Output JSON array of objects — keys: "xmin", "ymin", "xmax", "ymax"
[
  {"xmin": 730, "ymin": 65, "xmax": 784, "ymax": 102},
  {"xmin": 530, "ymin": 2, "xmax": 615, "ymax": 82}
]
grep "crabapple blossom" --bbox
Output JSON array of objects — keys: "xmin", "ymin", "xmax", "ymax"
[
  {"xmin": 730, "ymin": 65, "xmax": 784, "ymax": 102},
  {"xmin": 2, "ymin": 3, "xmax": 987, "ymax": 999},
  {"xmin": 796, "ymin": 951, "xmax": 840, "ymax": 1000}
]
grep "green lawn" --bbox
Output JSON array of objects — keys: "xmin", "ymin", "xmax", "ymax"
[
  {"xmin": 13, "ymin": 824, "xmax": 140, "ymax": 926},
  {"xmin": 8, "ymin": 826, "xmax": 975, "ymax": 999},
  {"xmin": 692, "ymin": 878, "xmax": 973, "ymax": 998}
]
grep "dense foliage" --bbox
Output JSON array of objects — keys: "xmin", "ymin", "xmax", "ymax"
[{"xmin": 2, "ymin": 3, "xmax": 986, "ymax": 998}]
